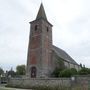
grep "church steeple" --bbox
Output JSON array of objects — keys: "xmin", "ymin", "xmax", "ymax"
[
  {"xmin": 36, "ymin": 3, "xmax": 47, "ymax": 20},
  {"xmin": 27, "ymin": 3, "xmax": 52, "ymax": 78}
]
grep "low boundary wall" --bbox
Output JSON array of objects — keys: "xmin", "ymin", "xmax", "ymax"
[
  {"xmin": 7, "ymin": 78, "xmax": 71, "ymax": 88},
  {"xmin": 7, "ymin": 75, "xmax": 90, "ymax": 89}
]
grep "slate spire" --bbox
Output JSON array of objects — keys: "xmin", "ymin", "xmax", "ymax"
[{"xmin": 36, "ymin": 3, "xmax": 47, "ymax": 20}]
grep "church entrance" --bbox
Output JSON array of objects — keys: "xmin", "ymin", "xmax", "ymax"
[{"xmin": 31, "ymin": 67, "xmax": 37, "ymax": 78}]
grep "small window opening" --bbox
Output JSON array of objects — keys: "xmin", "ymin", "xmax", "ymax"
[
  {"xmin": 35, "ymin": 25, "xmax": 38, "ymax": 31},
  {"xmin": 47, "ymin": 27, "xmax": 49, "ymax": 32}
]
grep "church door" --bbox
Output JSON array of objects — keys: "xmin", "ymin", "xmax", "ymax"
[{"xmin": 31, "ymin": 67, "xmax": 37, "ymax": 78}]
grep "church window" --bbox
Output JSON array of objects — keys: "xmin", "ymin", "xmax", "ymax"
[
  {"xmin": 35, "ymin": 25, "xmax": 38, "ymax": 31},
  {"xmin": 47, "ymin": 27, "xmax": 49, "ymax": 32}
]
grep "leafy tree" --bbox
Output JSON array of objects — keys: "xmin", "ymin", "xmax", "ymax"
[
  {"xmin": 80, "ymin": 63, "xmax": 83, "ymax": 68},
  {"xmin": 7, "ymin": 68, "xmax": 16, "ymax": 77},
  {"xmin": 88, "ymin": 68, "xmax": 90, "ymax": 74},
  {"xmin": 16, "ymin": 65, "xmax": 26, "ymax": 75},
  {"xmin": 0, "ymin": 67, "xmax": 4, "ymax": 76},
  {"xmin": 78, "ymin": 67, "xmax": 90, "ymax": 75}
]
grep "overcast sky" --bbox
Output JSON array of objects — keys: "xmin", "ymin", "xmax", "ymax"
[{"xmin": 0, "ymin": 0, "xmax": 90, "ymax": 71}]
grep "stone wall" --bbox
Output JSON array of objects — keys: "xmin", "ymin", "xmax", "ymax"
[
  {"xmin": 72, "ymin": 75, "xmax": 90, "ymax": 90},
  {"xmin": 7, "ymin": 75, "xmax": 90, "ymax": 90},
  {"xmin": 7, "ymin": 78, "xmax": 71, "ymax": 88}
]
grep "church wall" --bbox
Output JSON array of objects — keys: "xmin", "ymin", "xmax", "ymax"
[
  {"xmin": 70, "ymin": 63, "xmax": 75, "ymax": 68},
  {"xmin": 64, "ymin": 61, "xmax": 69, "ymax": 68},
  {"xmin": 75, "ymin": 65, "xmax": 81, "ymax": 71}
]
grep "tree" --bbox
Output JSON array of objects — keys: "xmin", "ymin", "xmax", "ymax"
[
  {"xmin": 16, "ymin": 65, "xmax": 26, "ymax": 75},
  {"xmin": 78, "ymin": 67, "xmax": 90, "ymax": 75},
  {"xmin": 7, "ymin": 68, "xmax": 16, "ymax": 77},
  {"xmin": 88, "ymin": 68, "xmax": 90, "ymax": 74},
  {"xmin": 0, "ymin": 67, "xmax": 4, "ymax": 76},
  {"xmin": 80, "ymin": 63, "xmax": 83, "ymax": 68}
]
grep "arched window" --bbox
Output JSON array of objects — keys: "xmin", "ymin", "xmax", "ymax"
[{"xmin": 31, "ymin": 67, "xmax": 37, "ymax": 78}]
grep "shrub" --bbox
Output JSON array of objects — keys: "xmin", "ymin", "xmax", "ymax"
[
  {"xmin": 59, "ymin": 69, "xmax": 72, "ymax": 77},
  {"xmin": 52, "ymin": 68, "xmax": 62, "ymax": 77},
  {"xmin": 78, "ymin": 67, "xmax": 90, "ymax": 75},
  {"xmin": 59, "ymin": 68, "xmax": 77, "ymax": 77},
  {"xmin": 70, "ymin": 68, "xmax": 77, "ymax": 75}
]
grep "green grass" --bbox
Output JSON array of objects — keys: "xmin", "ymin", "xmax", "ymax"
[{"xmin": 0, "ymin": 85, "xmax": 31, "ymax": 90}]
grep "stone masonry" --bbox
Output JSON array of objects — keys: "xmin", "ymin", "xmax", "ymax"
[{"xmin": 26, "ymin": 3, "xmax": 53, "ymax": 78}]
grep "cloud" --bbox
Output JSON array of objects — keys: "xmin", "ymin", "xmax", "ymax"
[{"xmin": 0, "ymin": 0, "xmax": 90, "ymax": 70}]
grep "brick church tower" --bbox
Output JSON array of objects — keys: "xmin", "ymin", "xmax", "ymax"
[{"xmin": 26, "ymin": 3, "xmax": 53, "ymax": 78}]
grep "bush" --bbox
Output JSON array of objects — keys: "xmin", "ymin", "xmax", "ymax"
[
  {"xmin": 52, "ymin": 68, "xmax": 63, "ymax": 77},
  {"xmin": 78, "ymin": 67, "xmax": 90, "ymax": 75},
  {"xmin": 70, "ymin": 68, "xmax": 77, "ymax": 75},
  {"xmin": 59, "ymin": 68, "xmax": 77, "ymax": 77},
  {"xmin": 52, "ymin": 67, "xmax": 90, "ymax": 78},
  {"xmin": 59, "ymin": 69, "xmax": 71, "ymax": 77}
]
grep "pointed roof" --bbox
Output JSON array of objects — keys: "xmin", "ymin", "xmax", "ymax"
[{"xmin": 36, "ymin": 3, "xmax": 47, "ymax": 20}]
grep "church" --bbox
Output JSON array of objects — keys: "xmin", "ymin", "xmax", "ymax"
[{"xmin": 26, "ymin": 3, "xmax": 81, "ymax": 78}]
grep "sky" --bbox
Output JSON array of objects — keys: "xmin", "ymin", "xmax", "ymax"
[{"xmin": 0, "ymin": 0, "xmax": 90, "ymax": 71}]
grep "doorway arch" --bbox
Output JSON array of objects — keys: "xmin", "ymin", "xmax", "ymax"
[{"xmin": 31, "ymin": 66, "xmax": 37, "ymax": 78}]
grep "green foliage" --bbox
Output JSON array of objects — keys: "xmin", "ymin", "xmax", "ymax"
[
  {"xmin": 16, "ymin": 65, "xmax": 26, "ymax": 75},
  {"xmin": 70, "ymin": 68, "xmax": 77, "ymax": 75},
  {"xmin": 0, "ymin": 67, "xmax": 4, "ymax": 76},
  {"xmin": 59, "ymin": 69, "xmax": 71, "ymax": 77},
  {"xmin": 52, "ymin": 68, "xmax": 62, "ymax": 77},
  {"xmin": 52, "ymin": 68, "xmax": 78, "ymax": 78},
  {"xmin": 7, "ymin": 69, "xmax": 16, "ymax": 77},
  {"xmin": 88, "ymin": 68, "xmax": 90, "ymax": 74},
  {"xmin": 80, "ymin": 63, "xmax": 83, "ymax": 68},
  {"xmin": 78, "ymin": 67, "xmax": 90, "ymax": 75},
  {"xmin": 59, "ymin": 68, "xmax": 77, "ymax": 77}
]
